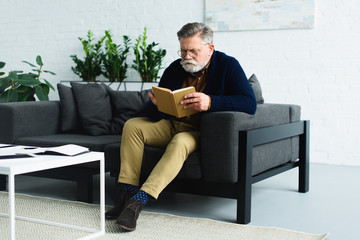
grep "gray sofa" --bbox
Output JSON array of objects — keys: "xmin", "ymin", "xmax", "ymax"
[{"xmin": 0, "ymin": 75, "xmax": 309, "ymax": 224}]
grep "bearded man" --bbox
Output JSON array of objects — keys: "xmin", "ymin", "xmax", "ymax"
[{"xmin": 105, "ymin": 22, "xmax": 257, "ymax": 231}]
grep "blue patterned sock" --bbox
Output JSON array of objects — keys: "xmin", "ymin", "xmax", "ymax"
[
  {"xmin": 131, "ymin": 190, "xmax": 149, "ymax": 205},
  {"xmin": 123, "ymin": 183, "xmax": 139, "ymax": 193}
]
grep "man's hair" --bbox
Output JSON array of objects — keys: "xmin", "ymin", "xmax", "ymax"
[{"xmin": 177, "ymin": 22, "xmax": 213, "ymax": 44}]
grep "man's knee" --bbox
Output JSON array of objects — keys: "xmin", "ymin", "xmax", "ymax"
[
  {"xmin": 171, "ymin": 132, "xmax": 199, "ymax": 151},
  {"xmin": 123, "ymin": 117, "xmax": 148, "ymax": 133}
]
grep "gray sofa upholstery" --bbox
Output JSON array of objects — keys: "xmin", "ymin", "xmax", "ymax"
[{"xmin": 0, "ymin": 77, "xmax": 309, "ymax": 224}]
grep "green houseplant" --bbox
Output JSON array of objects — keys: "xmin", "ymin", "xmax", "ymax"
[
  {"xmin": 101, "ymin": 30, "xmax": 131, "ymax": 82},
  {"xmin": 0, "ymin": 56, "xmax": 55, "ymax": 103},
  {"xmin": 70, "ymin": 30, "xmax": 106, "ymax": 82},
  {"xmin": 132, "ymin": 27, "xmax": 167, "ymax": 82}
]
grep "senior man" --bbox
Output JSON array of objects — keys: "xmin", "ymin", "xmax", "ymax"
[{"xmin": 105, "ymin": 22, "xmax": 257, "ymax": 231}]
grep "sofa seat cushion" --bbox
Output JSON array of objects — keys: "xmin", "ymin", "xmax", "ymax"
[
  {"xmin": 143, "ymin": 146, "xmax": 202, "ymax": 180},
  {"xmin": 105, "ymin": 144, "xmax": 202, "ymax": 180},
  {"xmin": 15, "ymin": 134, "xmax": 121, "ymax": 152}
]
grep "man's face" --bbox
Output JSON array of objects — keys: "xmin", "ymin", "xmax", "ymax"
[{"xmin": 179, "ymin": 33, "xmax": 214, "ymax": 73}]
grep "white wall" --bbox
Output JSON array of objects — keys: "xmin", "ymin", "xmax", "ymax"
[{"xmin": 1, "ymin": 0, "xmax": 360, "ymax": 166}]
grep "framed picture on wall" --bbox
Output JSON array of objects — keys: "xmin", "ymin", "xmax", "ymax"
[{"xmin": 205, "ymin": 0, "xmax": 314, "ymax": 32}]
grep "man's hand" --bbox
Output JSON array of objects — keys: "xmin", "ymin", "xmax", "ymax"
[
  {"xmin": 149, "ymin": 91, "xmax": 157, "ymax": 105},
  {"xmin": 181, "ymin": 92, "xmax": 210, "ymax": 112}
]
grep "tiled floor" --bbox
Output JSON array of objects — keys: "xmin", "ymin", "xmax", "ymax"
[{"xmin": 13, "ymin": 163, "xmax": 360, "ymax": 240}]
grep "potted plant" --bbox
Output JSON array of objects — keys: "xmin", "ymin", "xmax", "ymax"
[
  {"xmin": 0, "ymin": 56, "xmax": 55, "ymax": 102},
  {"xmin": 101, "ymin": 30, "xmax": 131, "ymax": 82},
  {"xmin": 70, "ymin": 30, "xmax": 106, "ymax": 82},
  {"xmin": 132, "ymin": 27, "xmax": 167, "ymax": 82}
]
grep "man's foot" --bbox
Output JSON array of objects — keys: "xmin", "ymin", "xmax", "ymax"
[
  {"xmin": 105, "ymin": 190, "xmax": 136, "ymax": 219},
  {"xmin": 116, "ymin": 199, "xmax": 144, "ymax": 231}
]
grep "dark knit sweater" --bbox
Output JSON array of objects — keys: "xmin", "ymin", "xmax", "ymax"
[{"xmin": 146, "ymin": 50, "xmax": 257, "ymax": 121}]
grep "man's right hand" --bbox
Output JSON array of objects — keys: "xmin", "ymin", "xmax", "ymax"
[{"xmin": 149, "ymin": 91, "xmax": 157, "ymax": 106}]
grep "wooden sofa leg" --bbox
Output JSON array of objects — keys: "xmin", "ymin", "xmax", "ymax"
[
  {"xmin": 77, "ymin": 175, "xmax": 93, "ymax": 203},
  {"xmin": 0, "ymin": 175, "xmax": 7, "ymax": 190},
  {"xmin": 299, "ymin": 120, "xmax": 310, "ymax": 193}
]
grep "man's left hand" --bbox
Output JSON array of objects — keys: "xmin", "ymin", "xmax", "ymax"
[{"xmin": 181, "ymin": 92, "xmax": 210, "ymax": 112}]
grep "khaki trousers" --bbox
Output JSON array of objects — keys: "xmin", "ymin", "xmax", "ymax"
[{"xmin": 118, "ymin": 117, "xmax": 200, "ymax": 199}]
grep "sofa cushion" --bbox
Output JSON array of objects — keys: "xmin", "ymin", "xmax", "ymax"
[
  {"xmin": 142, "ymin": 146, "xmax": 202, "ymax": 180},
  {"xmin": 105, "ymin": 143, "xmax": 202, "ymax": 180},
  {"xmin": 71, "ymin": 82, "xmax": 112, "ymax": 136},
  {"xmin": 104, "ymin": 85, "xmax": 151, "ymax": 134},
  {"xmin": 15, "ymin": 134, "xmax": 121, "ymax": 152},
  {"xmin": 57, "ymin": 84, "xmax": 80, "ymax": 132},
  {"xmin": 248, "ymin": 74, "xmax": 264, "ymax": 104}
]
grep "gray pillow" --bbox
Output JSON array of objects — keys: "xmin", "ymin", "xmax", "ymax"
[
  {"xmin": 70, "ymin": 82, "xmax": 112, "ymax": 136},
  {"xmin": 248, "ymin": 74, "xmax": 264, "ymax": 104},
  {"xmin": 104, "ymin": 85, "xmax": 150, "ymax": 134},
  {"xmin": 57, "ymin": 83, "xmax": 81, "ymax": 132}
]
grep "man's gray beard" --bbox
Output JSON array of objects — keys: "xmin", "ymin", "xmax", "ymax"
[{"xmin": 180, "ymin": 60, "xmax": 207, "ymax": 73}]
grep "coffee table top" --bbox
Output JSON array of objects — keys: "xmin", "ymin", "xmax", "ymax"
[{"xmin": 0, "ymin": 145, "xmax": 103, "ymax": 175}]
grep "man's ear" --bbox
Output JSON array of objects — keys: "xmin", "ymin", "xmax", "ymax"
[{"xmin": 208, "ymin": 44, "xmax": 215, "ymax": 55}]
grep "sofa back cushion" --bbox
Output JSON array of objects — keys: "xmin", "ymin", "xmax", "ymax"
[
  {"xmin": 57, "ymin": 83, "xmax": 151, "ymax": 136},
  {"xmin": 105, "ymin": 85, "xmax": 150, "ymax": 134},
  {"xmin": 71, "ymin": 82, "xmax": 112, "ymax": 136},
  {"xmin": 248, "ymin": 74, "xmax": 264, "ymax": 104},
  {"xmin": 57, "ymin": 84, "xmax": 81, "ymax": 132}
]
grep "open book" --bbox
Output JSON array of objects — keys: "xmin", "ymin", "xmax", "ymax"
[
  {"xmin": 27, "ymin": 144, "xmax": 89, "ymax": 156},
  {"xmin": 152, "ymin": 86, "xmax": 199, "ymax": 118}
]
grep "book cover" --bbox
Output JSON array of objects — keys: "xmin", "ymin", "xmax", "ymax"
[{"xmin": 152, "ymin": 86, "xmax": 199, "ymax": 118}]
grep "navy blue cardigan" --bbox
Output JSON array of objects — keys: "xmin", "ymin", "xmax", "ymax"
[{"xmin": 146, "ymin": 50, "xmax": 257, "ymax": 121}]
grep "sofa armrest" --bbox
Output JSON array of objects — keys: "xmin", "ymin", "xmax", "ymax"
[
  {"xmin": 0, "ymin": 101, "xmax": 61, "ymax": 144},
  {"xmin": 200, "ymin": 103, "xmax": 301, "ymax": 183}
]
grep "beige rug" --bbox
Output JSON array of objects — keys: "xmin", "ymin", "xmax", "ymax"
[{"xmin": 0, "ymin": 192, "xmax": 328, "ymax": 240}]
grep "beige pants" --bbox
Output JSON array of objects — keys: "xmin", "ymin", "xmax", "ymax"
[{"xmin": 118, "ymin": 117, "xmax": 200, "ymax": 199}]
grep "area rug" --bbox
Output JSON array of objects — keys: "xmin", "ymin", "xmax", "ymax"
[{"xmin": 0, "ymin": 192, "xmax": 328, "ymax": 240}]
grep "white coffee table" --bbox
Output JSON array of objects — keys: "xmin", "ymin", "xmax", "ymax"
[{"xmin": 0, "ymin": 146, "xmax": 105, "ymax": 240}]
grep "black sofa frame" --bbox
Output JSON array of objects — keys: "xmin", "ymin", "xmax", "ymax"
[{"xmin": 163, "ymin": 120, "xmax": 309, "ymax": 224}]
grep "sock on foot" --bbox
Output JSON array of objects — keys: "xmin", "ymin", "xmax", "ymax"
[
  {"xmin": 123, "ymin": 184, "xmax": 139, "ymax": 193},
  {"xmin": 131, "ymin": 190, "xmax": 149, "ymax": 205}
]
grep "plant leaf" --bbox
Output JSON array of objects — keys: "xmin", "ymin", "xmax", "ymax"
[
  {"xmin": 35, "ymin": 85, "xmax": 49, "ymax": 101},
  {"xmin": 0, "ymin": 62, "xmax": 5, "ymax": 69},
  {"xmin": 43, "ymin": 79, "xmax": 55, "ymax": 91},
  {"xmin": 43, "ymin": 70, "xmax": 56, "ymax": 75},
  {"xmin": 22, "ymin": 61, "xmax": 36, "ymax": 67},
  {"xmin": 16, "ymin": 86, "xmax": 35, "ymax": 101},
  {"xmin": 8, "ymin": 71, "xmax": 19, "ymax": 81},
  {"xmin": 0, "ymin": 78, "xmax": 11, "ymax": 94},
  {"xmin": 0, "ymin": 89, "xmax": 18, "ymax": 103},
  {"xmin": 17, "ymin": 75, "xmax": 41, "ymax": 86},
  {"xmin": 36, "ymin": 55, "xmax": 43, "ymax": 66}
]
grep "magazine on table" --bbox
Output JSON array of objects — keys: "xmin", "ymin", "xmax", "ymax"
[
  {"xmin": 0, "ymin": 144, "xmax": 89, "ymax": 159},
  {"xmin": 27, "ymin": 144, "xmax": 90, "ymax": 156}
]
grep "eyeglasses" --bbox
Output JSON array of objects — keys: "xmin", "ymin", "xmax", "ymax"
[{"xmin": 177, "ymin": 43, "xmax": 209, "ymax": 58}]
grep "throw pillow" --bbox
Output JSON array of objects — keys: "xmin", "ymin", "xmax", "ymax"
[
  {"xmin": 57, "ymin": 83, "xmax": 81, "ymax": 132},
  {"xmin": 70, "ymin": 82, "xmax": 112, "ymax": 136},
  {"xmin": 248, "ymin": 74, "xmax": 264, "ymax": 104},
  {"xmin": 104, "ymin": 85, "xmax": 151, "ymax": 134}
]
